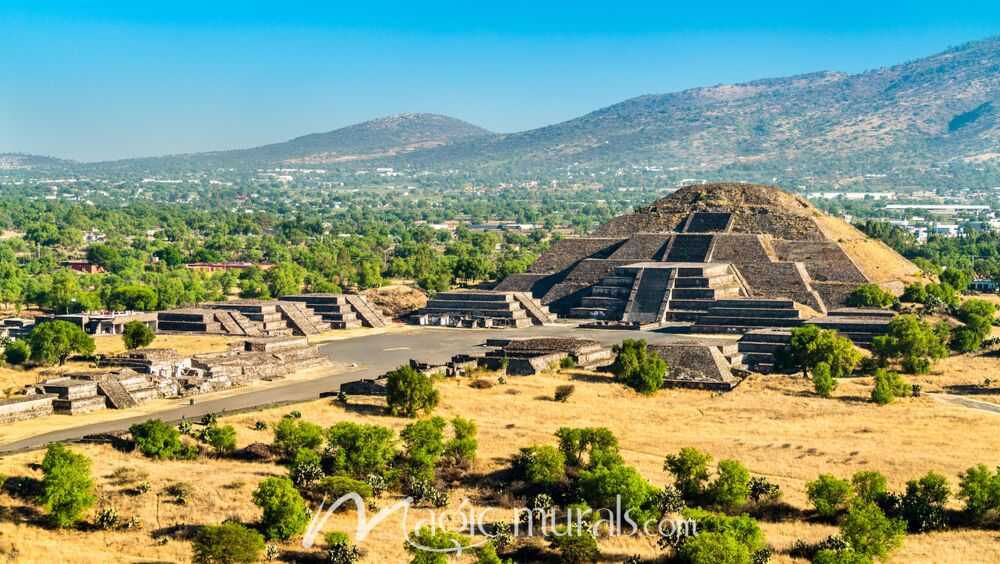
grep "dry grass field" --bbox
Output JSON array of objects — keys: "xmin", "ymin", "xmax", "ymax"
[{"xmin": 2, "ymin": 365, "xmax": 999, "ymax": 563}]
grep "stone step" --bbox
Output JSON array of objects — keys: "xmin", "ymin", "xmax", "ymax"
[
  {"xmin": 696, "ymin": 316, "xmax": 804, "ymax": 328},
  {"xmin": 581, "ymin": 296, "xmax": 627, "ymax": 309},
  {"xmin": 590, "ymin": 285, "xmax": 632, "ymax": 298},
  {"xmin": 706, "ymin": 307, "xmax": 802, "ymax": 319},
  {"xmin": 568, "ymin": 306, "xmax": 622, "ymax": 319},
  {"xmin": 664, "ymin": 310, "xmax": 703, "ymax": 322},
  {"xmin": 712, "ymin": 298, "xmax": 797, "ymax": 309}
]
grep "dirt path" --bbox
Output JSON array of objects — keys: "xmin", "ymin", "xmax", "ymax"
[{"xmin": 928, "ymin": 392, "xmax": 1000, "ymax": 414}]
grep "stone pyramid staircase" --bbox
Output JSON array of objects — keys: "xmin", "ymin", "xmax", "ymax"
[
  {"xmin": 275, "ymin": 301, "xmax": 331, "ymax": 335},
  {"xmin": 345, "ymin": 295, "xmax": 391, "ymax": 328},
  {"xmin": 511, "ymin": 292, "xmax": 556, "ymax": 325},
  {"xmin": 691, "ymin": 299, "xmax": 805, "ymax": 334},
  {"xmin": 97, "ymin": 379, "xmax": 139, "ymax": 410}
]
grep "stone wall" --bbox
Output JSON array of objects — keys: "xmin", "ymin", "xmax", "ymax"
[{"xmin": 0, "ymin": 394, "xmax": 56, "ymax": 425}]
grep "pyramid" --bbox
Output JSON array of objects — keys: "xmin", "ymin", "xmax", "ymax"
[{"xmin": 495, "ymin": 183, "xmax": 921, "ymax": 325}]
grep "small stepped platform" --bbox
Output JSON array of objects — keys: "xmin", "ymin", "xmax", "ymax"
[
  {"xmin": 806, "ymin": 308, "xmax": 895, "ymax": 346},
  {"xmin": 414, "ymin": 290, "xmax": 550, "ymax": 328},
  {"xmin": 280, "ymin": 294, "xmax": 391, "ymax": 329},
  {"xmin": 737, "ymin": 329, "xmax": 793, "ymax": 373},
  {"xmin": 691, "ymin": 299, "xmax": 805, "ymax": 334}
]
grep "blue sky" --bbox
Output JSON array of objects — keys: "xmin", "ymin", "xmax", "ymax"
[{"xmin": 2, "ymin": 1, "xmax": 998, "ymax": 162}]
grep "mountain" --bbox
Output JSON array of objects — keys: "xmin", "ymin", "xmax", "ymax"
[
  {"xmin": 0, "ymin": 152, "xmax": 73, "ymax": 169},
  {"xmin": 44, "ymin": 36, "xmax": 1000, "ymax": 176},
  {"xmin": 394, "ymin": 36, "xmax": 998, "ymax": 172},
  {"xmin": 121, "ymin": 113, "xmax": 494, "ymax": 168}
]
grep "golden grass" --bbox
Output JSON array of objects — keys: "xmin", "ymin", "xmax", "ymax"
[{"xmin": 2, "ymin": 369, "xmax": 1000, "ymax": 562}]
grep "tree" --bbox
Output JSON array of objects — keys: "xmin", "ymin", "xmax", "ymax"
[
  {"xmin": 951, "ymin": 325, "xmax": 984, "ymax": 353},
  {"xmin": 846, "ymin": 284, "xmax": 895, "ymax": 308},
  {"xmin": 252, "ymin": 476, "xmax": 310, "ymax": 541},
  {"xmin": 610, "ymin": 339, "xmax": 666, "ymax": 394},
  {"xmin": 839, "ymin": 502, "xmax": 905, "ymax": 561},
  {"xmin": 192, "ymin": 522, "xmax": 265, "ymax": 564},
  {"xmin": 271, "ymin": 416, "xmax": 324, "ymax": 458},
  {"xmin": 28, "ymin": 320, "xmax": 95, "ymax": 366},
  {"xmin": 555, "ymin": 427, "xmax": 621, "ymax": 469},
  {"xmin": 386, "ymin": 364, "xmax": 440, "ymax": 417},
  {"xmin": 940, "ymin": 267, "xmax": 973, "ymax": 292},
  {"xmin": 958, "ymin": 299, "xmax": 997, "ymax": 323},
  {"xmin": 679, "ymin": 532, "xmax": 752, "ymax": 564},
  {"xmin": 806, "ymin": 474, "xmax": 853, "ymax": 518},
  {"xmin": 317, "ymin": 476, "xmax": 373, "ymax": 501},
  {"xmin": 443, "ymin": 416, "xmax": 478, "ymax": 466},
  {"xmin": 957, "ymin": 464, "xmax": 1000, "ymax": 523},
  {"xmin": 900, "ymin": 472, "xmax": 951, "ymax": 532},
  {"xmin": 2, "ymin": 339, "xmax": 30, "ymax": 365},
  {"xmin": 851, "ymin": 471, "xmax": 888, "ymax": 505},
  {"xmin": 108, "ymin": 285, "xmax": 158, "ymax": 311},
  {"xmin": 517, "ymin": 444, "xmax": 566, "ymax": 486},
  {"xmin": 870, "ymin": 315, "xmax": 948, "ymax": 374},
  {"xmin": 871, "ymin": 369, "xmax": 910, "ymax": 406},
  {"xmin": 122, "ymin": 321, "xmax": 155, "ymax": 350},
  {"xmin": 578, "ymin": 463, "xmax": 660, "ymax": 520},
  {"xmin": 785, "ymin": 325, "xmax": 861, "ymax": 379},
  {"xmin": 405, "ymin": 526, "xmax": 471, "ymax": 564},
  {"xmin": 678, "ymin": 508, "xmax": 766, "ymax": 563},
  {"xmin": 38, "ymin": 443, "xmax": 96, "ymax": 528},
  {"xmin": 400, "ymin": 417, "xmax": 446, "ymax": 482},
  {"xmin": 812, "ymin": 362, "xmax": 837, "ymax": 398},
  {"xmin": 706, "ymin": 459, "xmax": 751, "ymax": 511},
  {"xmin": 204, "ymin": 424, "xmax": 238, "ymax": 455},
  {"xmin": 130, "ymin": 418, "xmax": 198, "ymax": 460},
  {"xmin": 664, "ymin": 447, "xmax": 712, "ymax": 502},
  {"xmin": 324, "ymin": 422, "xmax": 398, "ymax": 479},
  {"xmin": 546, "ymin": 527, "xmax": 600, "ymax": 563}
]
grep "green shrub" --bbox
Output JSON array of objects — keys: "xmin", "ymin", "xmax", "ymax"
[
  {"xmin": 553, "ymin": 384, "xmax": 575, "ymax": 402},
  {"xmin": 386, "ymin": 364, "xmax": 440, "ymax": 417},
  {"xmin": 870, "ymin": 315, "xmax": 948, "ymax": 373},
  {"xmin": 871, "ymin": 369, "xmax": 910, "ymax": 406},
  {"xmin": 846, "ymin": 284, "xmax": 894, "ymax": 308},
  {"xmin": 443, "ymin": 416, "xmax": 477, "ymax": 466},
  {"xmin": 516, "ymin": 444, "xmax": 566, "ymax": 486},
  {"xmin": 679, "ymin": 531, "xmax": 751, "ymax": 564},
  {"xmin": 951, "ymin": 325, "xmax": 983, "ymax": 352},
  {"xmin": 610, "ymin": 339, "xmax": 666, "ymax": 394},
  {"xmin": 785, "ymin": 325, "xmax": 861, "ymax": 379},
  {"xmin": 839, "ymin": 502, "xmax": 905, "ymax": 560},
  {"xmin": 2, "ymin": 340, "xmax": 30, "ymax": 365},
  {"xmin": 556, "ymin": 427, "xmax": 621, "ymax": 469},
  {"xmin": 706, "ymin": 459, "xmax": 751, "ymax": 511},
  {"xmin": 39, "ymin": 444, "xmax": 96, "ymax": 528},
  {"xmin": 812, "ymin": 362, "xmax": 837, "ymax": 398},
  {"xmin": 271, "ymin": 416, "xmax": 324, "ymax": 458},
  {"xmin": 122, "ymin": 321, "xmax": 155, "ymax": 350},
  {"xmin": 851, "ymin": 471, "xmax": 888, "ymax": 505},
  {"xmin": 559, "ymin": 355, "xmax": 577, "ymax": 369},
  {"xmin": 325, "ymin": 530, "xmax": 361, "ymax": 564},
  {"xmin": 203, "ymin": 424, "xmax": 238, "ymax": 455},
  {"xmin": 400, "ymin": 417, "xmax": 446, "ymax": 482},
  {"xmin": 679, "ymin": 508, "xmax": 766, "ymax": 562},
  {"xmin": 900, "ymin": 472, "xmax": 950, "ymax": 532},
  {"xmin": 806, "ymin": 474, "xmax": 853, "ymax": 518},
  {"xmin": 546, "ymin": 527, "xmax": 600, "ymax": 564},
  {"xmin": 130, "ymin": 418, "xmax": 198, "ymax": 460},
  {"xmin": 252, "ymin": 476, "xmax": 310, "ymax": 541},
  {"xmin": 578, "ymin": 463, "xmax": 660, "ymax": 524},
  {"xmin": 289, "ymin": 448, "xmax": 324, "ymax": 487},
  {"xmin": 664, "ymin": 447, "xmax": 712, "ymax": 502},
  {"xmin": 318, "ymin": 476, "xmax": 373, "ymax": 502},
  {"xmin": 405, "ymin": 525, "xmax": 470, "ymax": 564},
  {"xmin": 957, "ymin": 464, "xmax": 1000, "ymax": 523},
  {"xmin": 192, "ymin": 522, "xmax": 265, "ymax": 564},
  {"xmin": 324, "ymin": 422, "xmax": 398, "ymax": 479}
]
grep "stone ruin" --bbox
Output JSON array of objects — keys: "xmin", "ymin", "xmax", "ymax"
[
  {"xmin": 279, "ymin": 294, "xmax": 391, "ymax": 329},
  {"xmin": 479, "ymin": 337, "xmax": 612, "ymax": 375},
  {"xmin": 648, "ymin": 342, "xmax": 744, "ymax": 391},
  {"xmin": 491, "ymin": 183, "xmax": 921, "ymax": 333},
  {"xmin": 414, "ymin": 290, "xmax": 554, "ymax": 328},
  {"xmin": 0, "ymin": 337, "xmax": 332, "ymax": 425}
]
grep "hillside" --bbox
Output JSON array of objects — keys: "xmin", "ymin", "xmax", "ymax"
[
  {"xmin": 118, "ymin": 113, "xmax": 494, "ymax": 168},
  {"xmin": 397, "ymin": 36, "xmax": 998, "ymax": 172},
  {"xmin": 0, "ymin": 152, "xmax": 73, "ymax": 169}
]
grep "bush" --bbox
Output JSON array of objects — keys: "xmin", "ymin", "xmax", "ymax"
[
  {"xmin": 706, "ymin": 459, "xmax": 751, "ymax": 511},
  {"xmin": 870, "ymin": 315, "xmax": 948, "ymax": 373},
  {"xmin": 951, "ymin": 325, "xmax": 984, "ymax": 352},
  {"xmin": 871, "ymin": 369, "xmax": 910, "ymax": 406},
  {"xmin": 252, "ymin": 476, "xmax": 311, "ymax": 541},
  {"xmin": 408, "ymin": 478, "xmax": 448, "ymax": 508},
  {"xmin": 271, "ymin": 416, "xmax": 324, "ymax": 458},
  {"xmin": 39, "ymin": 444, "xmax": 96, "ymax": 528},
  {"xmin": 2, "ymin": 340, "xmax": 29, "ymax": 366},
  {"xmin": 559, "ymin": 355, "xmax": 577, "ymax": 369},
  {"xmin": 556, "ymin": 427, "xmax": 621, "ymax": 469},
  {"xmin": 400, "ymin": 417, "xmax": 446, "ymax": 482},
  {"xmin": 900, "ymin": 472, "xmax": 951, "ymax": 532},
  {"xmin": 122, "ymin": 321, "xmax": 155, "ymax": 350},
  {"xmin": 610, "ymin": 339, "xmax": 666, "ymax": 394},
  {"xmin": 664, "ymin": 447, "xmax": 712, "ymax": 502},
  {"xmin": 839, "ymin": 502, "xmax": 905, "ymax": 560},
  {"xmin": 516, "ymin": 444, "xmax": 566, "ymax": 486},
  {"xmin": 324, "ymin": 422, "xmax": 398, "ymax": 479},
  {"xmin": 851, "ymin": 471, "xmax": 888, "ymax": 505},
  {"xmin": 96, "ymin": 507, "xmax": 119, "ymax": 529},
  {"xmin": 405, "ymin": 525, "xmax": 470, "ymax": 564},
  {"xmin": 546, "ymin": 527, "xmax": 600, "ymax": 563},
  {"xmin": 317, "ymin": 476, "xmax": 373, "ymax": 502},
  {"xmin": 28, "ymin": 320, "xmax": 95, "ymax": 366},
  {"xmin": 203, "ymin": 424, "xmax": 238, "ymax": 455},
  {"xmin": 679, "ymin": 532, "xmax": 752, "ymax": 564},
  {"xmin": 289, "ymin": 448, "xmax": 325, "ymax": 487},
  {"xmin": 443, "ymin": 416, "xmax": 477, "ymax": 466},
  {"xmin": 325, "ymin": 530, "xmax": 361, "ymax": 564},
  {"xmin": 958, "ymin": 299, "xmax": 997, "ymax": 323},
  {"xmin": 846, "ymin": 284, "xmax": 894, "ymax": 308},
  {"xmin": 553, "ymin": 384, "xmax": 575, "ymax": 402},
  {"xmin": 811, "ymin": 362, "xmax": 837, "ymax": 398},
  {"xmin": 806, "ymin": 474, "xmax": 853, "ymax": 518},
  {"xmin": 386, "ymin": 364, "xmax": 440, "ymax": 417},
  {"xmin": 130, "ymin": 418, "xmax": 198, "ymax": 460},
  {"xmin": 192, "ymin": 522, "xmax": 265, "ymax": 564},
  {"xmin": 785, "ymin": 325, "xmax": 861, "ymax": 379},
  {"xmin": 748, "ymin": 477, "xmax": 782, "ymax": 504},
  {"xmin": 679, "ymin": 508, "xmax": 766, "ymax": 563},
  {"xmin": 957, "ymin": 464, "xmax": 1000, "ymax": 523},
  {"xmin": 578, "ymin": 463, "xmax": 660, "ymax": 524}
]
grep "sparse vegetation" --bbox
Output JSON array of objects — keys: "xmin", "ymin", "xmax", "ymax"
[
  {"xmin": 610, "ymin": 339, "xmax": 666, "ymax": 395},
  {"xmin": 385, "ymin": 364, "xmax": 440, "ymax": 417}
]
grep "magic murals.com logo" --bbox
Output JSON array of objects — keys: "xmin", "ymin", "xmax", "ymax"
[{"xmin": 303, "ymin": 493, "xmax": 697, "ymax": 554}]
